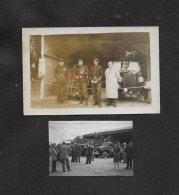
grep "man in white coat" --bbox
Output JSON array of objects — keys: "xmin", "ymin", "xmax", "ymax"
[{"xmin": 105, "ymin": 61, "xmax": 121, "ymax": 107}]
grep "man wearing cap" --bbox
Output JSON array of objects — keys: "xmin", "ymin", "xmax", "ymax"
[
  {"xmin": 89, "ymin": 58, "xmax": 103, "ymax": 107},
  {"xmin": 74, "ymin": 59, "xmax": 89, "ymax": 106},
  {"xmin": 54, "ymin": 58, "xmax": 68, "ymax": 104}
]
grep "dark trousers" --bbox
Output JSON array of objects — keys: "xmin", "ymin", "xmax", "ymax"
[
  {"xmin": 52, "ymin": 160, "xmax": 57, "ymax": 172},
  {"xmin": 76, "ymin": 82, "xmax": 88, "ymax": 99},
  {"xmin": 57, "ymin": 83, "xmax": 67, "ymax": 102},
  {"xmin": 86, "ymin": 152, "xmax": 92, "ymax": 164},
  {"xmin": 71, "ymin": 151, "xmax": 75, "ymax": 162},
  {"xmin": 75, "ymin": 153, "xmax": 81, "ymax": 163},
  {"xmin": 92, "ymin": 83, "xmax": 101, "ymax": 106},
  {"xmin": 126, "ymin": 156, "xmax": 133, "ymax": 169},
  {"xmin": 61, "ymin": 159, "xmax": 70, "ymax": 172}
]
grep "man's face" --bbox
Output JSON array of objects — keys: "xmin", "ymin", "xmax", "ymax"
[
  {"xmin": 94, "ymin": 60, "xmax": 99, "ymax": 66},
  {"xmin": 108, "ymin": 61, "xmax": 113, "ymax": 68},
  {"xmin": 59, "ymin": 61, "xmax": 64, "ymax": 66},
  {"xmin": 78, "ymin": 60, "xmax": 83, "ymax": 66}
]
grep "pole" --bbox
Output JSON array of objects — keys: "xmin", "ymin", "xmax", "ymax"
[{"xmin": 40, "ymin": 35, "xmax": 45, "ymax": 99}]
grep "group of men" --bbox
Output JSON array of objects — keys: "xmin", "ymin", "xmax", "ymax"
[
  {"xmin": 54, "ymin": 57, "xmax": 120, "ymax": 107},
  {"xmin": 49, "ymin": 142, "xmax": 94, "ymax": 173},
  {"xmin": 50, "ymin": 142, "xmax": 71, "ymax": 172}
]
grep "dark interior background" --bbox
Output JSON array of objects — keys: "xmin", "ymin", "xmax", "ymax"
[{"xmin": 0, "ymin": 0, "xmax": 179, "ymax": 195}]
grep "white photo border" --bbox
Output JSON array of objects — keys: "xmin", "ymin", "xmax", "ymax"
[{"xmin": 22, "ymin": 27, "xmax": 160, "ymax": 115}]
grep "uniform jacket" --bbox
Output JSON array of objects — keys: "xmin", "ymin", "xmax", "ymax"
[
  {"xmin": 54, "ymin": 66, "xmax": 68, "ymax": 83},
  {"xmin": 89, "ymin": 65, "xmax": 103, "ymax": 83},
  {"xmin": 87, "ymin": 145, "xmax": 94, "ymax": 153},
  {"xmin": 74, "ymin": 65, "xmax": 88, "ymax": 83},
  {"xmin": 51, "ymin": 148, "xmax": 57, "ymax": 161}
]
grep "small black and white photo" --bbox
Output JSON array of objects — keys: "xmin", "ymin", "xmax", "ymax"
[
  {"xmin": 49, "ymin": 121, "xmax": 134, "ymax": 176},
  {"xmin": 23, "ymin": 27, "xmax": 160, "ymax": 115}
]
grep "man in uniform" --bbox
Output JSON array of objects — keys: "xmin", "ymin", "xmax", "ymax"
[
  {"xmin": 74, "ymin": 59, "xmax": 89, "ymax": 106},
  {"xmin": 85, "ymin": 143, "xmax": 94, "ymax": 164},
  {"xmin": 54, "ymin": 58, "xmax": 68, "ymax": 104},
  {"xmin": 89, "ymin": 58, "xmax": 103, "ymax": 107}
]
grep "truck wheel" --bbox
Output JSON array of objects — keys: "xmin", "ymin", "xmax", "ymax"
[
  {"xmin": 102, "ymin": 151, "xmax": 108, "ymax": 158},
  {"xmin": 144, "ymin": 89, "xmax": 151, "ymax": 104}
]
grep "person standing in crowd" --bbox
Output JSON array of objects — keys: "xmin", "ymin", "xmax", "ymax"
[
  {"xmin": 71, "ymin": 143, "xmax": 75, "ymax": 162},
  {"xmin": 91, "ymin": 144, "xmax": 95, "ymax": 161},
  {"xmin": 85, "ymin": 143, "xmax": 93, "ymax": 164},
  {"xmin": 122, "ymin": 143, "xmax": 127, "ymax": 163},
  {"xmin": 59, "ymin": 142, "xmax": 71, "ymax": 172},
  {"xmin": 125, "ymin": 141, "xmax": 134, "ymax": 170},
  {"xmin": 74, "ymin": 59, "xmax": 89, "ymax": 106},
  {"xmin": 105, "ymin": 61, "xmax": 121, "ymax": 107},
  {"xmin": 113, "ymin": 142, "xmax": 121, "ymax": 170},
  {"xmin": 49, "ymin": 144, "xmax": 52, "ymax": 162},
  {"xmin": 89, "ymin": 57, "xmax": 103, "ymax": 107},
  {"xmin": 54, "ymin": 58, "xmax": 68, "ymax": 104},
  {"xmin": 74, "ymin": 142, "xmax": 82, "ymax": 163},
  {"xmin": 51, "ymin": 144, "xmax": 57, "ymax": 172},
  {"xmin": 56, "ymin": 143, "xmax": 61, "ymax": 162}
]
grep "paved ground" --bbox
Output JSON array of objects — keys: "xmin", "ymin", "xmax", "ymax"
[
  {"xmin": 49, "ymin": 157, "xmax": 133, "ymax": 176},
  {"xmin": 32, "ymin": 89, "xmax": 149, "ymax": 108}
]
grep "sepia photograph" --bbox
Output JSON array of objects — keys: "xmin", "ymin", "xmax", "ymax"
[
  {"xmin": 49, "ymin": 121, "xmax": 133, "ymax": 176},
  {"xmin": 23, "ymin": 27, "xmax": 160, "ymax": 115}
]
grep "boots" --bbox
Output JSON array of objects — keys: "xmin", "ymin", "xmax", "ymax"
[
  {"xmin": 79, "ymin": 98, "xmax": 83, "ymax": 105},
  {"xmin": 84, "ymin": 98, "xmax": 88, "ymax": 106}
]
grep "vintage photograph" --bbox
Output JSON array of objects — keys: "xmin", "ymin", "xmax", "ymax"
[
  {"xmin": 23, "ymin": 27, "xmax": 160, "ymax": 115},
  {"xmin": 49, "ymin": 121, "xmax": 133, "ymax": 176}
]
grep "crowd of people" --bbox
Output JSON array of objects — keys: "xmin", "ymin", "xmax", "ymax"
[
  {"xmin": 113, "ymin": 141, "xmax": 134, "ymax": 170},
  {"xmin": 54, "ymin": 57, "xmax": 122, "ymax": 107},
  {"xmin": 49, "ymin": 141, "xmax": 133, "ymax": 173}
]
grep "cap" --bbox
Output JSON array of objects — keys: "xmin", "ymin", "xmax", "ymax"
[{"xmin": 94, "ymin": 57, "xmax": 99, "ymax": 63}]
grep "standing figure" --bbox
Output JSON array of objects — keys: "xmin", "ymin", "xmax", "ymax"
[
  {"xmin": 59, "ymin": 142, "xmax": 71, "ymax": 172},
  {"xmin": 122, "ymin": 143, "xmax": 127, "ymax": 163},
  {"xmin": 56, "ymin": 144, "xmax": 61, "ymax": 162},
  {"xmin": 125, "ymin": 141, "xmax": 134, "ymax": 170},
  {"xmin": 74, "ymin": 59, "xmax": 89, "ymax": 106},
  {"xmin": 71, "ymin": 143, "xmax": 75, "ymax": 162},
  {"xmin": 105, "ymin": 61, "xmax": 121, "ymax": 107},
  {"xmin": 113, "ymin": 143, "xmax": 121, "ymax": 170},
  {"xmin": 54, "ymin": 58, "xmax": 68, "ymax": 104},
  {"xmin": 74, "ymin": 143, "xmax": 82, "ymax": 163},
  {"xmin": 89, "ymin": 58, "xmax": 103, "ymax": 107},
  {"xmin": 91, "ymin": 145, "xmax": 94, "ymax": 161},
  {"xmin": 85, "ymin": 143, "xmax": 94, "ymax": 164},
  {"xmin": 51, "ymin": 144, "xmax": 57, "ymax": 172}
]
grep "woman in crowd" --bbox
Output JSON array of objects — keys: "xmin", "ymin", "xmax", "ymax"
[
  {"xmin": 105, "ymin": 61, "xmax": 121, "ymax": 107},
  {"xmin": 113, "ymin": 142, "xmax": 121, "ymax": 170}
]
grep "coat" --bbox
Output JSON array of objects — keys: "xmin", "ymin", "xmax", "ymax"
[
  {"xmin": 60, "ymin": 145, "xmax": 72, "ymax": 160},
  {"xmin": 89, "ymin": 65, "xmax": 103, "ymax": 83},
  {"xmin": 125, "ymin": 145, "xmax": 134, "ymax": 158},
  {"xmin": 51, "ymin": 148, "xmax": 57, "ymax": 161},
  {"xmin": 105, "ymin": 67, "xmax": 120, "ymax": 98},
  {"xmin": 74, "ymin": 144, "xmax": 82, "ymax": 156},
  {"xmin": 54, "ymin": 66, "xmax": 68, "ymax": 84}
]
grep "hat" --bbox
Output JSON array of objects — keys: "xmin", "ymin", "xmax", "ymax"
[
  {"xmin": 94, "ymin": 57, "xmax": 99, "ymax": 62},
  {"xmin": 59, "ymin": 58, "xmax": 64, "ymax": 62}
]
